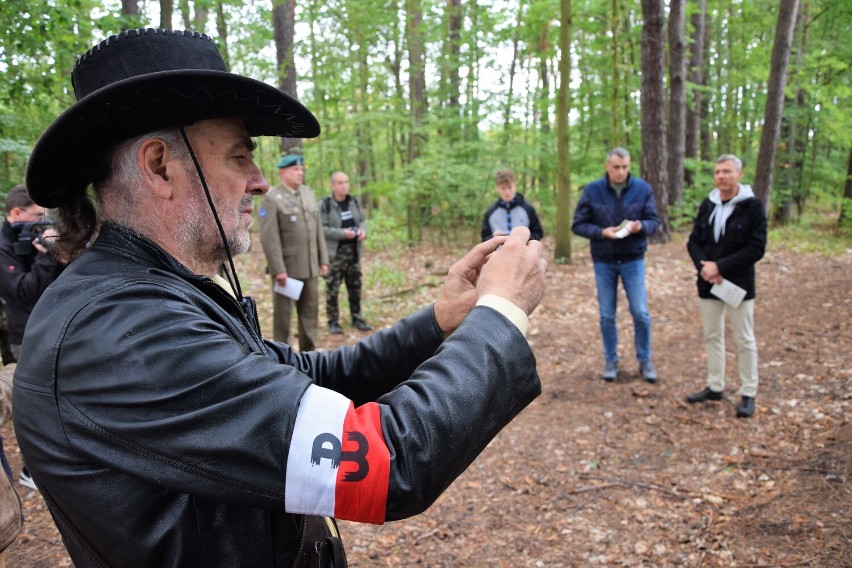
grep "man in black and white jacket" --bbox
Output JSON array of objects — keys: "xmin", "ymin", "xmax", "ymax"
[{"xmin": 685, "ymin": 154, "xmax": 767, "ymax": 418}]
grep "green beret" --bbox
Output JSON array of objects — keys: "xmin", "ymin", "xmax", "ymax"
[{"xmin": 277, "ymin": 154, "xmax": 305, "ymax": 169}]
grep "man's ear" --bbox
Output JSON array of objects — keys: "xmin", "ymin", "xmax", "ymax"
[{"xmin": 139, "ymin": 138, "xmax": 176, "ymax": 199}]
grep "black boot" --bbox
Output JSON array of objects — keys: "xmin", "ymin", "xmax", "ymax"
[
  {"xmin": 686, "ymin": 387, "xmax": 724, "ymax": 403},
  {"xmin": 328, "ymin": 321, "xmax": 344, "ymax": 335},
  {"xmin": 736, "ymin": 396, "xmax": 755, "ymax": 418}
]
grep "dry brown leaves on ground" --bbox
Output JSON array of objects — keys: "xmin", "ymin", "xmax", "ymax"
[{"xmin": 3, "ymin": 234, "xmax": 850, "ymax": 567}]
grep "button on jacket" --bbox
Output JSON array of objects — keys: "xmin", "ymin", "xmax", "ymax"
[
  {"xmin": 259, "ymin": 183, "xmax": 329, "ymax": 279},
  {"xmin": 13, "ymin": 223, "xmax": 540, "ymax": 567}
]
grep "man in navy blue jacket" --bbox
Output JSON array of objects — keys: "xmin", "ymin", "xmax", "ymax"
[{"xmin": 572, "ymin": 148, "xmax": 660, "ymax": 382}]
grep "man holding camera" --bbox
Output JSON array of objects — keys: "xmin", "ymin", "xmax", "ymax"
[
  {"xmin": 13, "ymin": 29, "xmax": 546, "ymax": 566},
  {"xmin": 0, "ymin": 185, "xmax": 62, "ymax": 362},
  {"xmin": 0, "ymin": 184, "xmax": 63, "ymax": 491}
]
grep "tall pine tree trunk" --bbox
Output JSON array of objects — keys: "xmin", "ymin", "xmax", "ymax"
[
  {"xmin": 502, "ymin": 2, "xmax": 525, "ymax": 147},
  {"xmin": 640, "ymin": 0, "xmax": 670, "ymax": 242},
  {"xmin": 159, "ymin": 0, "xmax": 173, "ymax": 28},
  {"xmin": 444, "ymin": 0, "xmax": 462, "ymax": 143},
  {"xmin": 273, "ymin": 0, "xmax": 301, "ymax": 154},
  {"xmin": 216, "ymin": 2, "xmax": 230, "ymax": 69},
  {"xmin": 699, "ymin": 10, "xmax": 713, "ymax": 163},
  {"xmin": 554, "ymin": 0, "xmax": 573, "ymax": 264},
  {"xmin": 355, "ymin": 36, "xmax": 373, "ymax": 189},
  {"xmin": 406, "ymin": 0, "xmax": 426, "ymax": 163},
  {"xmin": 122, "ymin": 0, "xmax": 139, "ymax": 15},
  {"xmin": 609, "ymin": 0, "xmax": 622, "ymax": 146},
  {"xmin": 405, "ymin": 0, "xmax": 427, "ymax": 244},
  {"xmin": 754, "ymin": 0, "xmax": 800, "ymax": 211},
  {"xmin": 666, "ymin": 0, "xmax": 686, "ymax": 205},
  {"xmin": 776, "ymin": 7, "xmax": 807, "ymax": 223},
  {"xmin": 685, "ymin": 0, "xmax": 707, "ymax": 186}
]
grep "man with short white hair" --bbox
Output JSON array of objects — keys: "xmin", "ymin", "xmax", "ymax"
[
  {"xmin": 14, "ymin": 29, "xmax": 548, "ymax": 566},
  {"xmin": 685, "ymin": 154, "xmax": 767, "ymax": 418},
  {"xmin": 321, "ymin": 171, "xmax": 371, "ymax": 334}
]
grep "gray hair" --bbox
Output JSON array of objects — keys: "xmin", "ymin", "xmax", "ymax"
[
  {"xmin": 329, "ymin": 171, "xmax": 347, "ymax": 184},
  {"xmin": 607, "ymin": 147, "xmax": 630, "ymax": 161},
  {"xmin": 96, "ymin": 128, "xmax": 188, "ymax": 228},
  {"xmin": 715, "ymin": 154, "xmax": 743, "ymax": 172}
]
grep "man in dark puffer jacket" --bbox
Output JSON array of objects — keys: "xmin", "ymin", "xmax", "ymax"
[{"xmin": 572, "ymin": 147, "xmax": 660, "ymax": 383}]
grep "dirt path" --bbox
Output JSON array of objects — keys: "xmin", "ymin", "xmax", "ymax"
[{"xmin": 3, "ymin": 236, "xmax": 850, "ymax": 567}]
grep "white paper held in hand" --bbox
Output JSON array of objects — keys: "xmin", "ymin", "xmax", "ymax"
[
  {"xmin": 274, "ymin": 278, "xmax": 304, "ymax": 301},
  {"xmin": 614, "ymin": 226, "xmax": 631, "ymax": 239},
  {"xmin": 710, "ymin": 278, "xmax": 747, "ymax": 308},
  {"xmin": 614, "ymin": 219, "xmax": 631, "ymax": 239}
]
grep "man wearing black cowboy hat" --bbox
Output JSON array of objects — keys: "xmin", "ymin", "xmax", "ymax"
[{"xmin": 13, "ymin": 29, "xmax": 547, "ymax": 567}]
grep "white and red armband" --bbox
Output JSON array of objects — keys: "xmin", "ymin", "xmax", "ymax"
[{"xmin": 285, "ymin": 385, "xmax": 390, "ymax": 524}]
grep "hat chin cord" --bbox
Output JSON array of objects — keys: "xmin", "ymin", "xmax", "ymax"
[{"xmin": 178, "ymin": 126, "xmax": 244, "ymax": 301}]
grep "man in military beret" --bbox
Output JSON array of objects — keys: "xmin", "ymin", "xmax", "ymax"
[{"xmin": 258, "ymin": 154, "xmax": 329, "ymax": 351}]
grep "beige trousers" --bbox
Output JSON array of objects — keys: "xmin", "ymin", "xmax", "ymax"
[
  {"xmin": 700, "ymin": 298, "xmax": 759, "ymax": 397},
  {"xmin": 272, "ymin": 277, "xmax": 320, "ymax": 352}
]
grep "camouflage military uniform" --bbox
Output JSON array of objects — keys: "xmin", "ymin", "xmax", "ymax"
[{"xmin": 325, "ymin": 244, "xmax": 363, "ymax": 324}]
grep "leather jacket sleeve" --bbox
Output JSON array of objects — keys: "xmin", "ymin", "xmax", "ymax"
[{"xmin": 16, "ymin": 274, "xmax": 539, "ymax": 524}]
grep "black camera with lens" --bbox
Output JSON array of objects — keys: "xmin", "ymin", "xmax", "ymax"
[{"xmin": 11, "ymin": 221, "xmax": 54, "ymax": 255}]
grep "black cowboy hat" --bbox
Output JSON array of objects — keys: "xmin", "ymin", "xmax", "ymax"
[{"xmin": 26, "ymin": 28, "xmax": 320, "ymax": 208}]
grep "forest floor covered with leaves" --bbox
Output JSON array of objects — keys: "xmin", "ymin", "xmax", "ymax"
[{"xmin": 3, "ymin": 232, "xmax": 850, "ymax": 567}]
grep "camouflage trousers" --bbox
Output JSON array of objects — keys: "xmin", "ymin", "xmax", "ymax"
[{"xmin": 325, "ymin": 245, "xmax": 363, "ymax": 324}]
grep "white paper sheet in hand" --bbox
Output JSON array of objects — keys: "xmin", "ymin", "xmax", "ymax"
[
  {"xmin": 273, "ymin": 278, "xmax": 304, "ymax": 300},
  {"xmin": 710, "ymin": 278, "xmax": 747, "ymax": 308}
]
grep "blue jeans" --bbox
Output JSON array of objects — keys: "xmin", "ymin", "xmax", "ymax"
[{"xmin": 593, "ymin": 258, "xmax": 652, "ymax": 364}]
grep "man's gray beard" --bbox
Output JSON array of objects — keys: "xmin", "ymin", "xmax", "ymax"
[{"xmin": 177, "ymin": 182, "xmax": 252, "ymax": 265}]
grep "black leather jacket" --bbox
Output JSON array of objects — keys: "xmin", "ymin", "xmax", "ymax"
[
  {"xmin": 0, "ymin": 219, "xmax": 62, "ymax": 344},
  {"xmin": 13, "ymin": 223, "xmax": 540, "ymax": 567},
  {"xmin": 687, "ymin": 196, "xmax": 767, "ymax": 300}
]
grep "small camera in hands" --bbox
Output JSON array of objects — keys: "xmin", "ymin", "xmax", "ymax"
[{"xmin": 11, "ymin": 221, "xmax": 54, "ymax": 255}]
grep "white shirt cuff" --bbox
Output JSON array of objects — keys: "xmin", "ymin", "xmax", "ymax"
[{"xmin": 476, "ymin": 294, "xmax": 529, "ymax": 337}]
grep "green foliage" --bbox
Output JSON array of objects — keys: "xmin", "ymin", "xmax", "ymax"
[
  {"xmin": 364, "ymin": 262, "xmax": 407, "ymax": 291},
  {"xmin": 361, "ymin": 207, "xmax": 404, "ymax": 252},
  {"xmin": 669, "ymin": 185, "xmax": 707, "ymax": 231},
  {"xmin": 768, "ymin": 208, "xmax": 852, "ymax": 256},
  {"xmin": 0, "ymin": 0, "xmax": 847, "ymax": 248}
]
